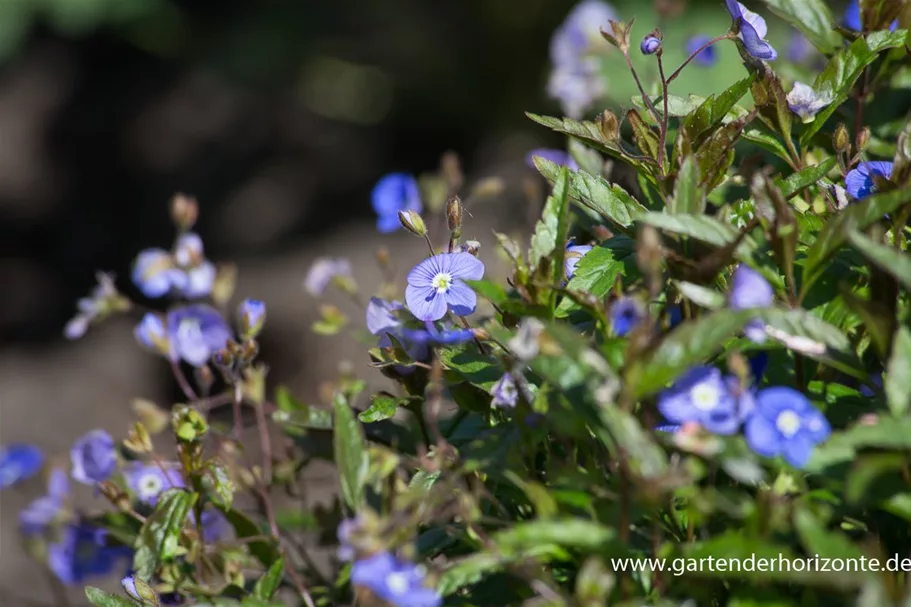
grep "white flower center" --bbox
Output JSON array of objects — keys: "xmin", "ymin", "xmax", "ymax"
[
  {"xmin": 776, "ymin": 410, "xmax": 802, "ymax": 437},
  {"xmin": 690, "ymin": 384, "xmax": 720, "ymax": 411},
  {"xmin": 386, "ymin": 571, "xmax": 410, "ymax": 595},
  {"xmin": 431, "ymin": 272, "xmax": 453, "ymax": 294},
  {"xmin": 138, "ymin": 472, "xmax": 164, "ymax": 500}
]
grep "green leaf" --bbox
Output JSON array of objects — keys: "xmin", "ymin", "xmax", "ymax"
[
  {"xmin": 132, "ymin": 489, "xmax": 196, "ymax": 580},
  {"xmin": 743, "ymin": 122, "xmax": 793, "ymax": 162},
  {"xmin": 673, "ymin": 280, "xmax": 725, "ymax": 309},
  {"xmin": 85, "ymin": 587, "xmax": 137, "ymax": 607},
  {"xmin": 886, "ymin": 326, "xmax": 911, "ymax": 417},
  {"xmin": 761, "ymin": 0, "xmax": 839, "ymax": 54},
  {"xmin": 806, "ymin": 417, "xmax": 911, "ymax": 472},
  {"xmin": 629, "ymin": 309, "xmax": 754, "ymax": 399},
  {"xmin": 801, "ymin": 30, "xmax": 907, "ymax": 145},
  {"xmin": 530, "ymin": 165, "xmax": 571, "ymax": 284},
  {"xmin": 463, "ymin": 279, "xmax": 509, "ymax": 305},
  {"xmin": 557, "ymin": 240, "xmax": 633, "ymax": 316},
  {"xmin": 696, "ymin": 114, "xmax": 751, "ymax": 190},
  {"xmin": 252, "ymin": 556, "xmax": 285, "ymax": 600},
  {"xmin": 534, "ymin": 157, "xmax": 647, "ymax": 231},
  {"xmin": 275, "ymin": 386, "xmax": 306, "ymax": 413},
  {"xmin": 333, "ymin": 391, "xmax": 369, "ymax": 511},
  {"xmin": 847, "ymin": 230, "xmax": 911, "ymax": 292},
  {"xmin": 358, "ymin": 392, "xmax": 400, "ymax": 423},
  {"xmin": 638, "ymin": 212, "xmax": 757, "ymax": 258},
  {"xmin": 493, "ymin": 519, "xmax": 615, "ymax": 554},
  {"xmin": 801, "ymin": 185, "xmax": 911, "ymax": 297},
  {"xmin": 200, "ymin": 461, "xmax": 234, "ymax": 511},
  {"xmin": 774, "ymin": 157, "xmax": 838, "ymax": 198},
  {"xmin": 682, "ymin": 75, "xmax": 755, "ymax": 147},
  {"xmin": 627, "ymin": 108, "xmax": 661, "ymax": 161},
  {"xmin": 598, "ymin": 406, "xmax": 668, "ymax": 480},
  {"xmin": 218, "ymin": 506, "xmax": 281, "ymax": 567},
  {"xmin": 437, "ymin": 545, "xmax": 566, "ymax": 596},
  {"xmin": 439, "ymin": 346, "xmax": 503, "ymax": 391},
  {"xmin": 669, "ymin": 156, "xmax": 704, "ymax": 214}
]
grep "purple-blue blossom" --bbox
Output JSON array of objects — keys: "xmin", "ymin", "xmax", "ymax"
[
  {"xmin": 166, "ymin": 305, "xmax": 233, "ymax": 367},
  {"xmin": 786, "ymin": 30, "xmax": 812, "ymax": 63},
  {"xmin": 372, "ymin": 173, "xmax": 423, "ymax": 233},
  {"xmin": 845, "ymin": 161, "xmax": 894, "ymax": 200},
  {"xmin": 70, "ymin": 430, "xmax": 117, "ymax": 485},
  {"xmin": 685, "ymin": 35, "xmax": 717, "ymax": 67},
  {"xmin": 48, "ymin": 523, "xmax": 129, "ymax": 585},
  {"xmin": 640, "ymin": 34, "xmax": 661, "ymax": 55},
  {"xmin": 525, "ymin": 149, "xmax": 579, "ymax": 171},
  {"xmin": 405, "ymin": 252, "xmax": 485, "ymax": 321},
  {"xmin": 238, "ymin": 298, "xmax": 266, "ymax": 339},
  {"xmin": 20, "ymin": 468, "xmax": 70, "ymax": 535},
  {"xmin": 366, "ymin": 297, "xmax": 429, "ymax": 368},
  {"xmin": 64, "ymin": 272, "xmax": 121, "ymax": 340},
  {"xmin": 786, "ymin": 82, "xmax": 832, "ymax": 123},
  {"xmin": 724, "ymin": 0, "xmax": 777, "ymax": 61},
  {"xmin": 657, "ymin": 366, "xmax": 741, "ymax": 435},
  {"xmin": 0, "ymin": 443, "xmax": 43, "ymax": 490},
  {"xmin": 134, "ymin": 312, "xmax": 171, "ymax": 356},
  {"xmin": 491, "ymin": 372, "xmax": 519, "ymax": 408},
  {"xmin": 564, "ymin": 242, "xmax": 593, "ymax": 281},
  {"xmin": 123, "ymin": 462, "xmax": 185, "ymax": 506},
  {"xmin": 729, "ymin": 264, "xmax": 773, "ymax": 343},
  {"xmin": 610, "ymin": 297, "xmax": 645, "ymax": 337},
  {"xmin": 132, "ymin": 249, "xmax": 187, "ymax": 299},
  {"xmin": 172, "ymin": 232, "xmax": 216, "ymax": 299},
  {"xmin": 744, "ymin": 386, "xmax": 830, "ymax": 468},
  {"xmin": 402, "ymin": 323, "xmax": 477, "ymax": 346},
  {"xmin": 305, "ymin": 257, "xmax": 353, "ymax": 296},
  {"xmin": 351, "ymin": 551, "xmax": 442, "ymax": 607}
]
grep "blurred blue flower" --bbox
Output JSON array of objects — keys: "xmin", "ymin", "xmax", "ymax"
[
  {"xmin": 173, "ymin": 232, "xmax": 216, "ymax": 299},
  {"xmin": 405, "ymin": 253, "xmax": 485, "ymax": 321},
  {"xmin": 337, "ymin": 516, "xmax": 362, "ymax": 561},
  {"xmin": 844, "ymin": 0, "xmax": 898, "ymax": 32},
  {"xmin": 685, "ymin": 35, "xmax": 717, "ymax": 67},
  {"xmin": 729, "ymin": 264, "xmax": 773, "ymax": 343},
  {"xmin": 199, "ymin": 508, "xmax": 231, "ymax": 543},
  {"xmin": 20, "ymin": 468, "xmax": 70, "ymax": 535},
  {"xmin": 786, "ymin": 30, "xmax": 812, "ymax": 63},
  {"xmin": 123, "ymin": 462, "xmax": 185, "ymax": 507},
  {"xmin": 70, "ymin": 430, "xmax": 116, "ymax": 486},
  {"xmin": 845, "ymin": 161, "xmax": 894, "ymax": 200},
  {"xmin": 786, "ymin": 82, "xmax": 832, "ymax": 123},
  {"xmin": 366, "ymin": 298, "xmax": 429, "ymax": 371},
  {"xmin": 745, "ymin": 386, "xmax": 830, "ymax": 468},
  {"xmin": 640, "ymin": 34, "xmax": 661, "ymax": 55},
  {"xmin": 402, "ymin": 323, "xmax": 476, "ymax": 346},
  {"xmin": 64, "ymin": 272, "xmax": 120, "ymax": 340},
  {"xmin": 238, "ymin": 298, "xmax": 266, "ymax": 339},
  {"xmin": 725, "ymin": 0, "xmax": 777, "ymax": 60},
  {"xmin": 658, "ymin": 366, "xmax": 740, "ymax": 435},
  {"xmin": 655, "ymin": 424, "xmax": 682, "ymax": 433},
  {"xmin": 304, "ymin": 257, "xmax": 353, "ymax": 296},
  {"xmin": 667, "ymin": 304, "xmax": 683, "ymax": 330},
  {"xmin": 610, "ymin": 297, "xmax": 645, "ymax": 337},
  {"xmin": 166, "ymin": 304, "xmax": 233, "ymax": 367},
  {"xmin": 564, "ymin": 242, "xmax": 593, "ymax": 281},
  {"xmin": 372, "ymin": 173, "xmax": 423, "ymax": 233},
  {"xmin": 748, "ymin": 351, "xmax": 769, "ymax": 386},
  {"xmin": 859, "ymin": 372, "xmax": 884, "ymax": 397},
  {"xmin": 491, "ymin": 372, "xmax": 519, "ymax": 408},
  {"xmin": 132, "ymin": 249, "xmax": 187, "ymax": 299},
  {"xmin": 351, "ymin": 551, "xmax": 442, "ymax": 607},
  {"xmin": 134, "ymin": 312, "xmax": 171, "ymax": 357},
  {"xmin": 0, "ymin": 443, "xmax": 43, "ymax": 490},
  {"xmin": 525, "ymin": 148, "xmax": 579, "ymax": 171},
  {"xmin": 49, "ymin": 523, "xmax": 128, "ymax": 586}
]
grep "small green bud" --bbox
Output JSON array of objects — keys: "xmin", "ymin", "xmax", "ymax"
[
  {"xmin": 397, "ymin": 209, "xmax": 427, "ymax": 237},
  {"xmin": 171, "ymin": 405, "xmax": 209, "ymax": 442},
  {"xmin": 833, "ymin": 123, "xmax": 849, "ymax": 153},
  {"xmin": 123, "ymin": 422, "xmax": 153, "ymax": 454}
]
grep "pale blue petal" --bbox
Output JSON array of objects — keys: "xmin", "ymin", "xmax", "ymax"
[{"xmin": 406, "ymin": 284, "xmax": 447, "ymax": 321}]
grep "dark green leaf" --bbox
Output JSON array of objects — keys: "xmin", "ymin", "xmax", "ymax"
[
  {"xmin": 530, "ymin": 165, "xmax": 571, "ymax": 286},
  {"xmin": 762, "ymin": 0, "xmax": 839, "ymax": 54},
  {"xmin": 439, "ymin": 346, "xmax": 503, "ymax": 390},
  {"xmin": 132, "ymin": 489, "xmax": 196, "ymax": 580},
  {"xmin": 333, "ymin": 391, "xmax": 369, "ymax": 511},
  {"xmin": 627, "ymin": 108, "xmax": 660, "ymax": 161},
  {"xmin": 252, "ymin": 556, "xmax": 285, "ymax": 600},
  {"xmin": 847, "ymin": 230, "xmax": 911, "ymax": 292},
  {"xmin": 801, "ymin": 30, "xmax": 907, "ymax": 145},
  {"xmin": 85, "ymin": 587, "xmax": 137, "ymax": 607},
  {"xmin": 494, "ymin": 519, "xmax": 615, "ymax": 554},
  {"xmin": 638, "ymin": 212, "xmax": 757, "ymax": 258},
  {"xmin": 775, "ymin": 157, "xmax": 838, "ymax": 198},
  {"xmin": 437, "ymin": 545, "xmax": 566, "ymax": 596},
  {"xmin": 557, "ymin": 239, "xmax": 636, "ymax": 316},
  {"xmin": 682, "ymin": 75, "xmax": 754, "ymax": 147},
  {"xmin": 670, "ymin": 156, "xmax": 704, "ymax": 214},
  {"xmin": 886, "ymin": 326, "xmax": 911, "ymax": 417}
]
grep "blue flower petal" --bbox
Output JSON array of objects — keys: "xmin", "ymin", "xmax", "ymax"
[
  {"xmin": 745, "ymin": 414, "xmax": 780, "ymax": 457},
  {"xmin": 0, "ymin": 444, "xmax": 43, "ymax": 490}
]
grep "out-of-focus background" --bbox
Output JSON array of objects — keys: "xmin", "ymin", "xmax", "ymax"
[{"xmin": 0, "ymin": 0, "xmax": 847, "ymax": 603}]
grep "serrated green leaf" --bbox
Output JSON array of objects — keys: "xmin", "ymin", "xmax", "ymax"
[
  {"xmin": 439, "ymin": 346, "xmax": 503, "ymax": 390},
  {"xmin": 847, "ymin": 230, "xmax": 911, "ymax": 292},
  {"xmin": 638, "ymin": 212, "xmax": 757, "ymax": 258},
  {"xmin": 200, "ymin": 461, "xmax": 234, "ymax": 511},
  {"xmin": 333, "ymin": 392, "xmax": 369, "ymax": 511},
  {"xmin": 762, "ymin": 0, "xmax": 839, "ymax": 54},
  {"xmin": 85, "ymin": 587, "xmax": 137, "ymax": 607},
  {"xmin": 801, "ymin": 30, "xmax": 907, "ymax": 145},
  {"xmin": 683, "ymin": 75, "xmax": 754, "ymax": 147},
  {"xmin": 775, "ymin": 157, "xmax": 838, "ymax": 198},
  {"xmin": 530, "ymin": 165, "xmax": 570, "ymax": 285},
  {"xmin": 801, "ymin": 185, "xmax": 911, "ymax": 297},
  {"xmin": 670, "ymin": 156, "xmax": 704, "ymax": 214},
  {"xmin": 132, "ymin": 489, "xmax": 196, "ymax": 580},
  {"xmin": 252, "ymin": 556, "xmax": 285, "ymax": 600},
  {"xmin": 886, "ymin": 326, "xmax": 911, "ymax": 417}
]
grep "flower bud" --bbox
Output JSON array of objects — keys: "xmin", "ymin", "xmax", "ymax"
[
  {"xmin": 241, "ymin": 338, "xmax": 260, "ymax": 362},
  {"xmin": 134, "ymin": 313, "xmax": 170, "ymax": 357},
  {"xmin": 833, "ymin": 123, "xmax": 849, "ymax": 153},
  {"xmin": 397, "ymin": 209, "xmax": 427, "ymax": 237},
  {"xmin": 238, "ymin": 298, "xmax": 266, "ymax": 340},
  {"xmin": 446, "ymin": 196, "xmax": 463, "ymax": 234},
  {"xmin": 640, "ymin": 32, "xmax": 662, "ymax": 55},
  {"xmin": 172, "ymin": 405, "xmax": 209, "ymax": 442},
  {"xmin": 122, "ymin": 575, "xmax": 160, "ymax": 606},
  {"xmin": 601, "ymin": 19, "xmax": 631, "ymax": 53},
  {"xmin": 597, "ymin": 110, "xmax": 620, "ymax": 142},
  {"xmin": 856, "ymin": 127, "xmax": 870, "ymax": 153},
  {"xmin": 170, "ymin": 193, "xmax": 199, "ymax": 231},
  {"xmin": 123, "ymin": 422, "xmax": 153, "ymax": 454}
]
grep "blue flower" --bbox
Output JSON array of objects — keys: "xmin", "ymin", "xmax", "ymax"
[
  {"xmin": 198, "ymin": 508, "xmax": 230, "ymax": 543},
  {"xmin": 491, "ymin": 373, "xmax": 519, "ymax": 408},
  {"xmin": 132, "ymin": 249, "xmax": 188, "ymax": 299},
  {"xmin": 786, "ymin": 82, "xmax": 832, "ymax": 123},
  {"xmin": 372, "ymin": 173, "xmax": 423, "ymax": 233},
  {"xmin": 238, "ymin": 298, "xmax": 266, "ymax": 339},
  {"xmin": 402, "ymin": 323, "xmax": 476, "ymax": 346},
  {"xmin": 657, "ymin": 366, "xmax": 741, "ymax": 435},
  {"xmin": 640, "ymin": 34, "xmax": 661, "ymax": 55},
  {"xmin": 337, "ymin": 516, "xmax": 362, "ymax": 562},
  {"xmin": 134, "ymin": 312, "xmax": 171, "ymax": 357},
  {"xmin": 526, "ymin": 148, "xmax": 579, "ymax": 171},
  {"xmin": 304, "ymin": 257, "xmax": 353, "ymax": 296},
  {"xmin": 725, "ymin": 0, "xmax": 777, "ymax": 60},
  {"xmin": 685, "ymin": 35, "xmax": 717, "ymax": 67},
  {"xmin": 123, "ymin": 462, "xmax": 185, "ymax": 506},
  {"xmin": 564, "ymin": 243, "xmax": 593, "ymax": 281},
  {"xmin": 48, "ymin": 523, "xmax": 128, "ymax": 585},
  {"xmin": 166, "ymin": 304, "xmax": 233, "ymax": 367},
  {"xmin": 0, "ymin": 443, "xmax": 43, "ymax": 490},
  {"xmin": 367, "ymin": 297, "xmax": 429, "ymax": 368},
  {"xmin": 860, "ymin": 372, "xmax": 883, "ymax": 397},
  {"xmin": 351, "ymin": 551, "xmax": 442, "ymax": 607},
  {"xmin": 20, "ymin": 468, "xmax": 70, "ymax": 535},
  {"xmin": 745, "ymin": 386, "xmax": 830, "ymax": 468},
  {"xmin": 844, "ymin": 0, "xmax": 898, "ymax": 32},
  {"xmin": 70, "ymin": 430, "xmax": 117, "ymax": 485},
  {"xmin": 610, "ymin": 297, "xmax": 645, "ymax": 337},
  {"xmin": 64, "ymin": 272, "xmax": 122, "ymax": 340},
  {"xmin": 845, "ymin": 161, "xmax": 894, "ymax": 200},
  {"xmin": 786, "ymin": 30, "xmax": 812, "ymax": 63},
  {"xmin": 405, "ymin": 253, "xmax": 485, "ymax": 321},
  {"xmin": 173, "ymin": 232, "xmax": 216, "ymax": 299},
  {"xmin": 729, "ymin": 264, "xmax": 773, "ymax": 343}
]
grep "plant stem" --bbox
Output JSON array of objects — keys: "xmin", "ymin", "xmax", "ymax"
[
  {"xmin": 657, "ymin": 52, "xmax": 670, "ymax": 173},
  {"xmin": 171, "ymin": 360, "xmax": 199, "ymax": 402}
]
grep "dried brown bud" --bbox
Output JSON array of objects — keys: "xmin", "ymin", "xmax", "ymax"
[
  {"xmin": 856, "ymin": 127, "xmax": 871, "ymax": 153},
  {"xmin": 170, "ymin": 193, "xmax": 199, "ymax": 230},
  {"xmin": 833, "ymin": 123, "xmax": 849, "ymax": 153},
  {"xmin": 446, "ymin": 196, "xmax": 463, "ymax": 233}
]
